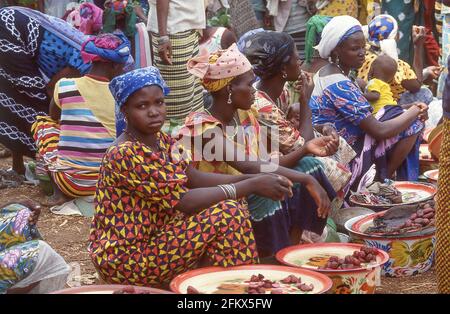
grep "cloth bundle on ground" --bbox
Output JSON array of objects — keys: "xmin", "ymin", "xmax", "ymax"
[
  {"xmin": 0, "ymin": 204, "xmax": 69, "ymax": 294},
  {"xmin": 66, "ymin": 2, "xmax": 103, "ymax": 35}
]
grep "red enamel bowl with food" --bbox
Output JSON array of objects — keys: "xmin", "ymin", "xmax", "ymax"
[{"xmin": 170, "ymin": 264, "xmax": 333, "ymax": 294}]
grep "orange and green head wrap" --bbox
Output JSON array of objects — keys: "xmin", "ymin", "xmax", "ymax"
[{"xmin": 187, "ymin": 43, "xmax": 253, "ymax": 93}]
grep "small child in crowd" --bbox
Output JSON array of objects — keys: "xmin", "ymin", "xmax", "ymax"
[
  {"xmin": 286, "ymin": 102, "xmax": 301, "ymax": 130},
  {"xmin": 363, "ymin": 54, "xmax": 398, "ymax": 115}
]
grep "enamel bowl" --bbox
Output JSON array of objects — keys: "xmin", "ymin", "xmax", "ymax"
[
  {"xmin": 170, "ymin": 265, "xmax": 332, "ymax": 294},
  {"xmin": 423, "ymin": 169, "xmax": 439, "ymax": 184},
  {"xmin": 345, "ymin": 214, "xmax": 435, "ymax": 277},
  {"xmin": 348, "ymin": 181, "xmax": 437, "ymax": 212},
  {"xmin": 276, "ymin": 243, "xmax": 389, "ymax": 294}
]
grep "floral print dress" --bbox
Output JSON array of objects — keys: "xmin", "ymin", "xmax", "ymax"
[
  {"xmin": 253, "ymin": 88, "xmax": 353, "ymax": 194},
  {"xmin": 0, "ymin": 204, "xmax": 40, "ymax": 293}
]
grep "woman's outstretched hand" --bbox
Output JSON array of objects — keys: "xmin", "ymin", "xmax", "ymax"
[
  {"xmin": 412, "ymin": 25, "xmax": 426, "ymax": 47},
  {"xmin": 304, "ymin": 176, "xmax": 331, "ymax": 219},
  {"xmin": 304, "ymin": 136, "xmax": 339, "ymax": 157},
  {"xmin": 253, "ymin": 173, "xmax": 293, "ymax": 201},
  {"xmin": 414, "ymin": 102, "xmax": 429, "ymax": 122}
]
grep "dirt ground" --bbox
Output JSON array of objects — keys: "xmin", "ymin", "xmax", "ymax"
[{"xmin": 0, "ymin": 157, "xmax": 438, "ymax": 294}]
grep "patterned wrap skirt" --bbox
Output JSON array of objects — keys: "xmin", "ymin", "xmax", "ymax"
[
  {"xmin": 151, "ymin": 30, "xmax": 204, "ymax": 133},
  {"xmin": 248, "ymin": 157, "xmax": 338, "ymax": 255},
  {"xmin": 0, "ymin": 8, "xmax": 47, "ymax": 157},
  {"xmin": 31, "ymin": 116, "xmax": 100, "ymax": 198}
]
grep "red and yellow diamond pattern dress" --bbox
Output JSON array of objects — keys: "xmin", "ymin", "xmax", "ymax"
[{"xmin": 88, "ymin": 132, "xmax": 258, "ymax": 287}]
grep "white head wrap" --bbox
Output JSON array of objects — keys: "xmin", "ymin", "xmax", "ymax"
[{"xmin": 314, "ymin": 15, "xmax": 363, "ymax": 59}]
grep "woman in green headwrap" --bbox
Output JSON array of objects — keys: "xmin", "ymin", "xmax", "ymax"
[{"xmin": 303, "ymin": 15, "xmax": 332, "ymax": 74}]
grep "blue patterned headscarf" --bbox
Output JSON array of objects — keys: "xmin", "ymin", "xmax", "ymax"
[
  {"xmin": 109, "ymin": 66, "xmax": 170, "ymax": 136},
  {"xmin": 367, "ymin": 14, "xmax": 399, "ymax": 60},
  {"xmin": 237, "ymin": 28, "xmax": 264, "ymax": 52},
  {"xmin": 368, "ymin": 14, "xmax": 398, "ymax": 46}
]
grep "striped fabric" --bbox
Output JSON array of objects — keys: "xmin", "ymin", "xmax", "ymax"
[
  {"xmin": 151, "ymin": 30, "xmax": 204, "ymax": 131},
  {"xmin": 32, "ymin": 116, "xmax": 100, "ymax": 197},
  {"xmin": 436, "ymin": 0, "xmax": 443, "ymax": 46},
  {"xmin": 56, "ymin": 78, "xmax": 115, "ymax": 171},
  {"xmin": 31, "ymin": 76, "xmax": 115, "ymax": 197},
  {"xmin": 134, "ymin": 22, "xmax": 152, "ymax": 69},
  {"xmin": 290, "ymin": 31, "xmax": 307, "ymax": 61},
  {"xmin": 283, "ymin": 2, "xmax": 310, "ymax": 34},
  {"xmin": 229, "ymin": 0, "xmax": 261, "ymax": 38}
]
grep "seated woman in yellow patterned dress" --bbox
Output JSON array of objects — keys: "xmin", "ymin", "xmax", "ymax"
[{"xmin": 88, "ymin": 66, "xmax": 294, "ymax": 287}]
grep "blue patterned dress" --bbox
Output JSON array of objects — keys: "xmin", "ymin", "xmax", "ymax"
[{"xmin": 309, "ymin": 71, "xmax": 424, "ymax": 193}]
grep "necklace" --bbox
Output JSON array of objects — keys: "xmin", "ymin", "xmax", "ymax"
[
  {"xmin": 204, "ymin": 108, "xmax": 239, "ymax": 139},
  {"xmin": 334, "ymin": 62, "xmax": 347, "ymax": 76},
  {"xmin": 333, "ymin": 62, "xmax": 356, "ymax": 82}
]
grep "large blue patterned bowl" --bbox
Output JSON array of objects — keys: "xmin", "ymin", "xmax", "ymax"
[{"xmin": 345, "ymin": 214, "xmax": 435, "ymax": 277}]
